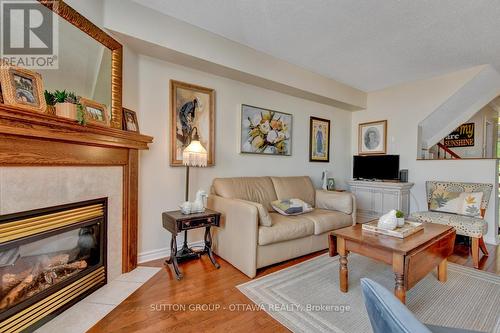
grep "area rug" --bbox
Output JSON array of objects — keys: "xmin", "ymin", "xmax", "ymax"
[{"xmin": 238, "ymin": 254, "xmax": 500, "ymax": 333}]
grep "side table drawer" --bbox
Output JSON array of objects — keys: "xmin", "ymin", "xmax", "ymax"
[{"xmin": 179, "ymin": 216, "xmax": 218, "ymax": 230}]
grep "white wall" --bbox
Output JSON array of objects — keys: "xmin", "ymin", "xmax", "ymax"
[
  {"xmin": 136, "ymin": 55, "xmax": 353, "ymax": 260},
  {"xmin": 352, "ymin": 69, "xmax": 499, "ymax": 245}
]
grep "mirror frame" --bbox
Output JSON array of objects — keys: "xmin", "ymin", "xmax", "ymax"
[{"xmin": 38, "ymin": 0, "xmax": 123, "ymax": 129}]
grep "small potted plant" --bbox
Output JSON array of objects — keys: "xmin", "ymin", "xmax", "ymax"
[
  {"xmin": 396, "ymin": 210, "xmax": 405, "ymax": 227},
  {"xmin": 53, "ymin": 90, "xmax": 79, "ymax": 120},
  {"xmin": 44, "ymin": 90, "xmax": 56, "ymax": 115}
]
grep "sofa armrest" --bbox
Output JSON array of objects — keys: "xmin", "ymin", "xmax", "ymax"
[
  {"xmin": 207, "ymin": 195, "xmax": 259, "ymax": 278},
  {"xmin": 315, "ymin": 190, "xmax": 357, "ymax": 225}
]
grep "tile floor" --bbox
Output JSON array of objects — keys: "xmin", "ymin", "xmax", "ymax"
[{"xmin": 35, "ymin": 266, "xmax": 161, "ymax": 333}]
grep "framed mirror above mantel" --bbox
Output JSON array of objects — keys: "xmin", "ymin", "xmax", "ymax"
[{"xmin": 0, "ymin": 0, "xmax": 153, "ymax": 273}]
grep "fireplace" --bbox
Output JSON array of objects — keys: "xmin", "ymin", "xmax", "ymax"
[{"xmin": 0, "ymin": 198, "xmax": 107, "ymax": 332}]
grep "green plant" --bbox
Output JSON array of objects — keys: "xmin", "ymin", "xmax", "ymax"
[
  {"xmin": 395, "ymin": 210, "xmax": 404, "ymax": 218},
  {"xmin": 44, "ymin": 90, "xmax": 56, "ymax": 106},
  {"xmin": 52, "ymin": 90, "xmax": 79, "ymax": 104},
  {"xmin": 76, "ymin": 103, "xmax": 86, "ymax": 125}
]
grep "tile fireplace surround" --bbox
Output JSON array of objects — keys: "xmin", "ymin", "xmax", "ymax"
[{"xmin": 0, "ymin": 167, "xmax": 123, "ymax": 280}]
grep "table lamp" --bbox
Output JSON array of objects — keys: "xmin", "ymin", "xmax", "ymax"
[{"xmin": 178, "ymin": 127, "xmax": 207, "ymax": 260}]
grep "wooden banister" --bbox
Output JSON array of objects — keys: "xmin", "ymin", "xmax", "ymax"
[{"xmin": 437, "ymin": 142, "xmax": 461, "ymax": 159}]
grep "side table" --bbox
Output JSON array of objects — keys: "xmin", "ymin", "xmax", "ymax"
[{"xmin": 162, "ymin": 209, "xmax": 221, "ymax": 280}]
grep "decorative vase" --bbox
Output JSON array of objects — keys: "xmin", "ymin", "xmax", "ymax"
[
  {"xmin": 396, "ymin": 217, "xmax": 405, "ymax": 227},
  {"xmin": 55, "ymin": 102, "xmax": 78, "ymax": 120}
]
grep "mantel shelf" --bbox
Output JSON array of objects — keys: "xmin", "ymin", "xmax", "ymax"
[{"xmin": 0, "ymin": 104, "xmax": 153, "ymax": 150}]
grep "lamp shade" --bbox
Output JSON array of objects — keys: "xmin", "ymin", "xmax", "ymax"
[{"xmin": 182, "ymin": 139, "xmax": 208, "ymax": 167}]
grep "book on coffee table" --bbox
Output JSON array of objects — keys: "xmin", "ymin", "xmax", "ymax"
[{"xmin": 362, "ymin": 220, "xmax": 424, "ymax": 238}]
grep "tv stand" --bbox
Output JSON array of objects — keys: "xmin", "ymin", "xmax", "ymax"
[{"xmin": 348, "ymin": 180, "xmax": 414, "ymax": 222}]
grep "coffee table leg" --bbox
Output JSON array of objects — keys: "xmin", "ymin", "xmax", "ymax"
[
  {"xmin": 438, "ymin": 259, "xmax": 447, "ymax": 282},
  {"xmin": 393, "ymin": 254, "xmax": 406, "ymax": 303},
  {"xmin": 338, "ymin": 237, "xmax": 348, "ymax": 293}
]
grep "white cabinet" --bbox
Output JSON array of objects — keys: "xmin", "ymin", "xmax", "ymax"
[{"xmin": 348, "ymin": 180, "xmax": 414, "ymax": 222}]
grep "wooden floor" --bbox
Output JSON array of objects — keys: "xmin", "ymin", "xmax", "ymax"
[{"xmin": 89, "ymin": 242, "xmax": 499, "ymax": 333}]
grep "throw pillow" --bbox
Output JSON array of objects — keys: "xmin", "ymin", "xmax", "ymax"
[
  {"xmin": 458, "ymin": 192, "xmax": 483, "ymax": 218},
  {"xmin": 271, "ymin": 198, "xmax": 313, "ymax": 216},
  {"xmin": 429, "ymin": 190, "xmax": 461, "ymax": 214}
]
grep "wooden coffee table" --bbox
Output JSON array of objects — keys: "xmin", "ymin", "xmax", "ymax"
[{"xmin": 329, "ymin": 222, "xmax": 455, "ymax": 303}]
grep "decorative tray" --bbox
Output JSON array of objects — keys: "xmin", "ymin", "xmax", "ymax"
[{"xmin": 362, "ymin": 220, "xmax": 424, "ymax": 238}]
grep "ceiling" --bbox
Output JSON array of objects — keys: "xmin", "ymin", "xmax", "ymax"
[{"xmin": 132, "ymin": 0, "xmax": 500, "ymax": 92}]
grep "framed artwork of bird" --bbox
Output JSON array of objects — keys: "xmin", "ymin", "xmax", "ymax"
[{"xmin": 170, "ymin": 80, "xmax": 215, "ymax": 166}]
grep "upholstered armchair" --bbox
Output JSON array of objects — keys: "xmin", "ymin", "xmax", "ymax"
[
  {"xmin": 410, "ymin": 181, "xmax": 492, "ymax": 269},
  {"xmin": 361, "ymin": 278, "xmax": 480, "ymax": 333}
]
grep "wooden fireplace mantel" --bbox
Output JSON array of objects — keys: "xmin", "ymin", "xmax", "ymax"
[{"xmin": 0, "ymin": 105, "xmax": 153, "ymax": 272}]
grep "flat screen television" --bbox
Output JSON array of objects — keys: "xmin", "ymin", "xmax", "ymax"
[{"xmin": 353, "ymin": 155, "xmax": 400, "ymax": 181}]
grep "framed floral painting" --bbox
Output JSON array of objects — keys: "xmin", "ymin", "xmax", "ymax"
[
  {"xmin": 309, "ymin": 117, "xmax": 330, "ymax": 162},
  {"xmin": 240, "ymin": 104, "xmax": 292, "ymax": 156}
]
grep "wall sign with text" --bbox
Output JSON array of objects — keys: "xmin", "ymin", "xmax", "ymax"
[{"xmin": 443, "ymin": 123, "xmax": 474, "ymax": 147}]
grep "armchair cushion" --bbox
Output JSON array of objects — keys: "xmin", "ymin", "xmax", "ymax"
[{"xmin": 410, "ymin": 211, "xmax": 487, "ymax": 237}]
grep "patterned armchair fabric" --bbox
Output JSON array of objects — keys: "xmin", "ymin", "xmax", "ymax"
[
  {"xmin": 411, "ymin": 181, "xmax": 493, "ymax": 238},
  {"xmin": 410, "ymin": 211, "xmax": 487, "ymax": 238},
  {"xmin": 425, "ymin": 181, "xmax": 493, "ymax": 216}
]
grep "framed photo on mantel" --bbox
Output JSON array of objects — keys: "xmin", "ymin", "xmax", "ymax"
[{"xmin": 358, "ymin": 120, "xmax": 387, "ymax": 155}]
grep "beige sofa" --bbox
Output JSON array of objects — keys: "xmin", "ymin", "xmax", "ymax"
[{"xmin": 207, "ymin": 176, "xmax": 356, "ymax": 278}]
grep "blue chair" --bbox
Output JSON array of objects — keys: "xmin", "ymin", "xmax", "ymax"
[{"xmin": 360, "ymin": 278, "xmax": 480, "ymax": 333}]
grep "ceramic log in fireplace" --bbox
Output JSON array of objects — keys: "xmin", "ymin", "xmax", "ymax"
[{"xmin": 0, "ymin": 198, "xmax": 107, "ymax": 332}]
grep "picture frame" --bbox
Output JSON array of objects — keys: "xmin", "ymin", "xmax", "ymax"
[
  {"xmin": 80, "ymin": 97, "xmax": 110, "ymax": 127},
  {"xmin": 170, "ymin": 80, "xmax": 215, "ymax": 166},
  {"xmin": 122, "ymin": 108, "xmax": 139, "ymax": 133},
  {"xmin": 309, "ymin": 116, "xmax": 330, "ymax": 162},
  {"xmin": 240, "ymin": 104, "xmax": 292, "ymax": 156},
  {"xmin": 327, "ymin": 178, "xmax": 336, "ymax": 191},
  {"xmin": 0, "ymin": 65, "xmax": 46, "ymax": 113},
  {"xmin": 358, "ymin": 120, "xmax": 387, "ymax": 155}
]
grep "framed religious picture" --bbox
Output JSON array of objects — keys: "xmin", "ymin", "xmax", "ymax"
[
  {"xmin": 80, "ymin": 97, "xmax": 110, "ymax": 127},
  {"xmin": 0, "ymin": 65, "xmax": 46, "ymax": 113},
  {"xmin": 240, "ymin": 104, "xmax": 292, "ymax": 156},
  {"xmin": 170, "ymin": 80, "xmax": 215, "ymax": 166},
  {"xmin": 122, "ymin": 108, "xmax": 139, "ymax": 133},
  {"xmin": 309, "ymin": 116, "xmax": 330, "ymax": 162},
  {"xmin": 358, "ymin": 120, "xmax": 387, "ymax": 155}
]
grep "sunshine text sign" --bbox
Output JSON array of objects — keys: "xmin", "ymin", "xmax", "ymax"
[{"xmin": 443, "ymin": 123, "xmax": 474, "ymax": 148}]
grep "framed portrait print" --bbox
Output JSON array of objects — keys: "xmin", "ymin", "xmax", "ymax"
[
  {"xmin": 0, "ymin": 65, "xmax": 46, "ymax": 113},
  {"xmin": 309, "ymin": 117, "xmax": 330, "ymax": 162},
  {"xmin": 240, "ymin": 104, "xmax": 292, "ymax": 156},
  {"xmin": 170, "ymin": 80, "xmax": 215, "ymax": 166},
  {"xmin": 358, "ymin": 120, "xmax": 387, "ymax": 155},
  {"xmin": 80, "ymin": 98, "xmax": 110, "ymax": 127},
  {"xmin": 122, "ymin": 108, "xmax": 139, "ymax": 132}
]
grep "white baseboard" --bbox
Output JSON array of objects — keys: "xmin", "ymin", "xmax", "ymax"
[{"xmin": 138, "ymin": 240, "xmax": 205, "ymax": 264}]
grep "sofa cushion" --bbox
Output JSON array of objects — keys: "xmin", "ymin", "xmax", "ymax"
[
  {"xmin": 410, "ymin": 211, "xmax": 487, "ymax": 238},
  {"xmin": 258, "ymin": 213, "xmax": 314, "ymax": 245},
  {"xmin": 302, "ymin": 209, "xmax": 353, "ymax": 235},
  {"xmin": 271, "ymin": 176, "xmax": 315, "ymax": 206},
  {"xmin": 212, "ymin": 177, "xmax": 278, "ymax": 212}
]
